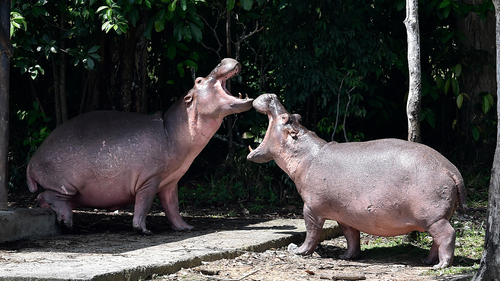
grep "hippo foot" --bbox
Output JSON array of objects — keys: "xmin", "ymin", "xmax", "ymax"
[
  {"xmin": 56, "ymin": 218, "xmax": 73, "ymax": 230},
  {"xmin": 171, "ymin": 223, "xmax": 194, "ymax": 232},
  {"xmin": 432, "ymin": 262, "xmax": 450, "ymax": 269},
  {"xmin": 133, "ymin": 227, "xmax": 153, "ymax": 235},
  {"xmin": 421, "ymin": 257, "xmax": 450, "ymax": 269},
  {"xmin": 339, "ymin": 250, "xmax": 361, "ymax": 260},
  {"xmin": 293, "ymin": 245, "xmax": 315, "ymax": 256}
]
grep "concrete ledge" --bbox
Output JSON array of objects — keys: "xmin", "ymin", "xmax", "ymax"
[
  {"xmin": 0, "ymin": 208, "xmax": 60, "ymax": 243},
  {"xmin": 0, "ymin": 219, "xmax": 340, "ymax": 281}
]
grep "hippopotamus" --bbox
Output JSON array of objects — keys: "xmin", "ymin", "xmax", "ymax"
[
  {"xmin": 27, "ymin": 58, "xmax": 253, "ymax": 234},
  {"xmin": 247, "ymin": 93, "xmax": 466, "ymax": 268}
]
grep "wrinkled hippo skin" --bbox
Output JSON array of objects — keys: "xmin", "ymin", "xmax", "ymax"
[
  {"xmin": 247, "ymin": 94, "xmax": 466, "ymax": 269},
  {"xmin": 27, "ymin": 58, "xmax": 253, "ymax": 234}
]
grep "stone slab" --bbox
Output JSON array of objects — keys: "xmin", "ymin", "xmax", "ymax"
[
  {"xmin": 0, "ymin": 219, "xmax": 340, "ymax": 281},
  {"xmin": 0, "ymin": 208, "xmax": 60, "ymax": 244}
]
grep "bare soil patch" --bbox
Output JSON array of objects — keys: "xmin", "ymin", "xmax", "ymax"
[{"xmin": 155, "ymin": 235, "xmax": 475, "ymax": 281}]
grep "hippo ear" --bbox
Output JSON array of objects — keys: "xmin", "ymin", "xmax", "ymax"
[
  {"xmin": 281, "ymin": 114, "xmax": 300, "ymax": 140},
  {"xmin": 292, "ymin": 114, "xmax": 302, "ymax": 124},
  {"xmin": 184, "ymin": 90, "xmax": 194, "ymax": 104}
]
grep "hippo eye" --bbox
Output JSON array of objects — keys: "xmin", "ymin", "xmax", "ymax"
[{"xmin": 282, "ymin": 115, "xmax": 293, "ymax": 125}]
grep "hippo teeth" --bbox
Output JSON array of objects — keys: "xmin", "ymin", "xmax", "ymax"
[
  {"xmin": 248, "ymin": 145, "xmax": 253, "ymax": 152},
  {"xmin": 238, "ymin": 93, "xmax": 250, "ymax": 100}
]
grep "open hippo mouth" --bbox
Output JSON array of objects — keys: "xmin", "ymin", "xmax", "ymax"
[
  {"xmin": 212, "ymin": 58, "xmax": 252, "ymax": 104},
  {"xmin": 247, "ymin": 93, "xmax": 289, "ymax": 163}
]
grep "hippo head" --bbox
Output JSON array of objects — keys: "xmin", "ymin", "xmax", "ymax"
[
  {"xmin": 183, "ymin": 58, "xmax": 253, "ymax": 119},
  {"xmin": 247, "ymin": 93, "xmax": 305, "ymax": 163}
]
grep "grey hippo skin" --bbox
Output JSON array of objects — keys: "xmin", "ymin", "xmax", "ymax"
[
  {"xmin": 27, "ymin": 58, "xmax": 253, "ymax": 234},
  {"xmin": 247, "ymin": 93, "xmax": 466, "ymax": 269}
]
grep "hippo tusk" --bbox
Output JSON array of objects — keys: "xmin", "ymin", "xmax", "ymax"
[
  {"xmin": 245, "ymin": 93, "xmax": 249, "ymax": 100},
  {"xmin": 248, "ymin": 145, "xmax": 253, "ymax": 152},
  {"xmin": 239, "ymin": 93, "xmax": 242, "ymax": 99}
]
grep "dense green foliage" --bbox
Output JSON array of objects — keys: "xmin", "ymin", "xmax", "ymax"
[{"xmin": 7, "ymin": 0, "xmax": 494, "ymax": 209}]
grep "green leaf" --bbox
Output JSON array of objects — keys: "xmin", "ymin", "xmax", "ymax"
[
  {"xmin": 482, "ymin": 93, "xmax": 494, "ymax": 114},
  {"xmin": 444, "ymin": 78, "xmax": 450, "ymax": 95},
  {"xmin": 456, "ymin": 93, "xmax": 463, "ymax": 108},
  {"xmin": 452, "ymin": 78, "xmax": 459, "ymax": 96},
  {"xmin": 143, "ymin": 18, "xmax": 154, "ymax": 39},
  {"xmin": 436, "ymin": 76, "xmax": 443, "ymax": 91},
  {"xmin": 177, "ymin": 62, "xmax": 185, "ymax": 77},
  {"xmin": 438, "ymin": 0, "xmax": 451, "ymax": 9},
  {"xmin": 227, "ymin": 0, "xmax": 235, "ymax": 11},
  {"xmin": 176, "ymin": 42, "xmax": 188, "ymax": 51},
  {"xmin": 128, "ymin": 5, "xmax": 139, "ymax": 27},
  {"xmin": 173, "ymin": 21, "xmax": 184, "ymax": 41},
  {"xmin": 454, "ymin": 64, "xmax": 462, "ymax": 78},
  {"xmin": 155, "ymin": 9, "xmax": 166, "ymax": 32},
  {"xmin": 88, "ymin": 45, "xmax": 100, "ymax": 53},
  {"xmin": 86, "ymin": 58, "xmax": 95, "ymax": 69},
  {"xmin": 96, "ymin": 6, "xmax": 108, "ymax": 13},
  {"xmin": 168, "ymin": 0, "xmax": 177, "ymax": 12},
  {"xmin": 167, "ymin": 45, "xmax": 176, "ymax": 60},
  {"xmin": 472, "ymin": 126, "xmax": 480, "ymax": 141},
  {"xmin": 180, "ymin": 0, "xmax": 187, "ymax": 10},
  {"xmin": 188, "ymin": 22, "xmax": 202, "ymax": 42},
  {"xmin": 241, "ymin": 0, "xmax": 253, "ymax": 10},
  {"xmin": 184, "ymin": 59, "xmax": 197, "ymax": 70}
]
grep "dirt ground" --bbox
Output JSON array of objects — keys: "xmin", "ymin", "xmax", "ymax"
[
  {"xmin": 6, "ymin": 192, "xmax": 480, "ymax": 281},
  {"xmin": 154, "ymin": 234, "xmax": 475, "ymax": 281}
]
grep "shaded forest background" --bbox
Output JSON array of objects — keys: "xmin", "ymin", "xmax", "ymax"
[{"xmin": 7, "ymin": 0, "xmax": 496, "ymax": 210}]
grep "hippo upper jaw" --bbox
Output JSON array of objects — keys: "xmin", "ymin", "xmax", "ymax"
[
  {"xmin": 252, "ymin": 93, "xmax": 288, "ymax": 117},
  {"xmin": 208, "ymin": 58, "xmax": 253, "ymax": 115},
  {"xmin": 185, "ymin": 58, "xmax": 253, "ymax": 119}
]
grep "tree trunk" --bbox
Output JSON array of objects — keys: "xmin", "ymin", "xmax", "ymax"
[
  {"xmin": 457, "ymin": 0, "xmax": 496, "ymax": 164},
  {"xmin": 404, "ymin": 0, "xmax": 422, "ymax": 143},
  {"xmin": 59, "ymin": 13, "xmax": 68, "ymax": 123},
  {"xmin": 134, "ymin": 12, "xmax": 149, "ymax": 114},
  {"xmin": 0, "ymin": 0, "xmax": 11, "ymax": 210},
  {"xmin": 120, "ymin": 33, "xmax": 134, "ymax": 112},
  {"xmin": 471, "ymin": 0, "xmax": 500, "ymax": 278},
  {"xmin": 404, "ymin": 0, "xmax": 422, "ymax": 242},
  {"xmin": 105, "ymin": 14, "xmax": 149, "ymax": 113},
  {"xmin": 225, "ymin": 7, "xmax": 235, "ymax": 162},
  {"xmin": 52, "ymin": 59, "xmax": 62, "ymax": 125}
]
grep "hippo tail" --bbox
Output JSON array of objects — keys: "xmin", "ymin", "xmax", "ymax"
[
  {"xmin": 450, "ymin": 171, "xmax": 467, "ymax": 212},
  {"xmin": 26, "ymin": 164, "xmax": 38, "ymax": 193}
]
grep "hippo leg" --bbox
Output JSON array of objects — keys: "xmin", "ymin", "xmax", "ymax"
[
  {"xmin": 158, "ymin": 184, "xmax": 193, "ymax": 231},
  {"xmin": 37, "ymin": 191, "xmax": 74, "ymax": 229},
  {"xmin": 422, "ymin": 219, "xmax": 456, "ymax": 269},
  {"xmin": 338, "ymin": 223, "xmax": 362, "ymax": 260},
  {"xmin": 294, "ymin": 204, "xmax": 325, "ymax": 255},
  {"xmin": 132, "ymin": 179, "xmax": 162, "ymax": 235}
]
